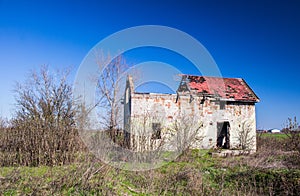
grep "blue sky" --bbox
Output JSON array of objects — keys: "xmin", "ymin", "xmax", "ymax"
[{"xmin": 0, "ymin": 0, "xmax": 299, "ymax": 129}]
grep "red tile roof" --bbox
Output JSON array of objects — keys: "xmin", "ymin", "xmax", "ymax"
[{"xmin": 183, "ymin": 75, "xmax": 259, "ymax": 102}]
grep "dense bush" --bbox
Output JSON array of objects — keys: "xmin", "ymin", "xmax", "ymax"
[{"xmin": 0, "ymin": 67, "xmax": 85, "ymax": 166}]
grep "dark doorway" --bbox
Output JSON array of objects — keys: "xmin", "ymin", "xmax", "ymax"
[
  {"xmin": 216, "ymin": 122, "xmax": 230, "ymax": 149},
  {"xmin": 151, "ymin": 123, "xmax": 161, "ymax": 139}
]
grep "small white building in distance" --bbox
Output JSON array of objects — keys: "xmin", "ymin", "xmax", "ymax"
[{"xmin": 268, "ymin": 129, "xmax": 281, "ymax": 133}]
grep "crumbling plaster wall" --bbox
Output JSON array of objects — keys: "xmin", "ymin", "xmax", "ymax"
[
  {"xmin": 199, "ymin": 99, "xmax": 256, "ymax": 151},
  {"xmin": 129, "ymin": 93, "xmax": 178, "ymax": 151},
  {"xmin": 126, "ymin": 92, "xmax": 257, "ymax": 152}
]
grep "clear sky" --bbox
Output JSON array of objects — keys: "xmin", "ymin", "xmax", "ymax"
[{"xmin": 0, "ymin": 0, "xmax": 299, "ymax": 129}]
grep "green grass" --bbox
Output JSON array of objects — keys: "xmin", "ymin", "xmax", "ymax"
[
  {"xmin": 0, "ymin": 148, "xmax": 299, "ymax": 195},
  {"xmin": 258, "ymin": 132, "xmax": 289, "ymax": 139},
  {"xmin": 0, "ymin": 151, "xmax": 216, "ymax": 195}
]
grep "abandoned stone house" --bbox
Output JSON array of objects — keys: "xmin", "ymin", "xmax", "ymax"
[{"xmin": 123, "ymin": 74, "xmax": 259, "ymax": 152}]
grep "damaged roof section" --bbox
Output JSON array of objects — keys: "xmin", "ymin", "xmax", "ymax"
[{"xmin": 180, "ymin": 75, "xmax": 259, "ymax": 102}]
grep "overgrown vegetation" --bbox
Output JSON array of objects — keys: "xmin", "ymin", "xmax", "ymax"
[
  {"xmin": 0, "ymin": 132, "xmax": 299, "ymax": 195},
  {"xmin": 283, "ymin": 117, "xmax": 300, "ymax": 154},
  {"xmin": 0, "ymin": 66, "xmax": 85, "ymax": 166},
  {"xmin": 0, "ymin": 65, "xmax": 299, "ymax": 195}
]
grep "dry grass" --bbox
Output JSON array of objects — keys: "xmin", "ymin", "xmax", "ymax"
[{"xmin": 0, "ymin": 122, "xmax": 299, "ymax": 195}]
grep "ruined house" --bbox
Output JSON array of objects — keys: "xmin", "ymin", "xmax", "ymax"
[{"xmin": 123, "ymin": 75, "xmax": 259, "ymax": 152}]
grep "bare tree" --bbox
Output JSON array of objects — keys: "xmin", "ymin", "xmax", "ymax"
[
  {"xmin": 8, "ymin": 65, "xmax": 82, "ymax": 166},
  {"xmin": 0, "ymin": 117, "xmax": 7, "ymax": 129},
  {"xmin": 283, "ymin": 117, "xmax": 300, "ymax": 153},
  {"xmin": 236, "ymin": 120, "xmax": 256, "ymax": 152},
  {"xmin": 130, "ymin": 110, "xmax": 166, "ymax": 152},
  {"xmin": 95, "ymin": 52, "xmax": 131, "ymax": 142},
  {"xmin": 128, "ymin": 100, "xmax": 204, "ymax": 163},
  {"xmin": 171, "ymin": 113, "xmax": 203, "ymax": 154}
]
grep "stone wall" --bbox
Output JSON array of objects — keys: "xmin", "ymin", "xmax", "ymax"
[{"xmin": 124, "ymin": 79, "xmax": 257, "ymax": 152}]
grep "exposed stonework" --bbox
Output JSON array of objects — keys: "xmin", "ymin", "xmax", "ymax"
[{"xmin": 124, "ymin": 75, "xmax": 259, "ymax": 153}]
